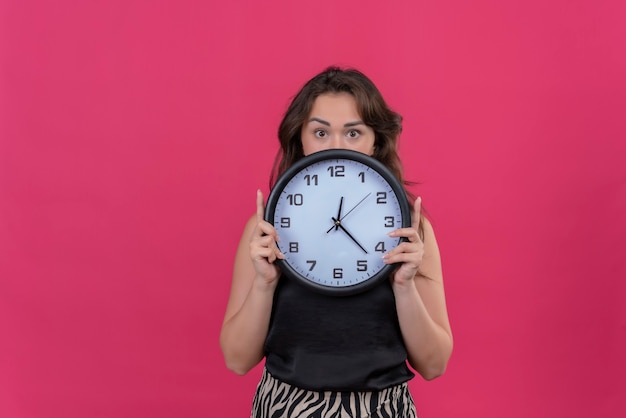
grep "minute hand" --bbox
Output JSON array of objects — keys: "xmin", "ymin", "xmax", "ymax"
[{"xmin": 331, "ymin": 216, "xmax": 368, "ymax": 254}]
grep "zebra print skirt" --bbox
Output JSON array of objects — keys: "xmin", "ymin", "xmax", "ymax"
[{"xmin": 251, "ymin": 368, "xmax": 417, "ymax": 418}]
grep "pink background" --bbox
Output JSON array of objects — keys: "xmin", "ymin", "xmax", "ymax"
[{"xmin": 1, "ymin": 0, "xmax": 625, "ymax": 417}]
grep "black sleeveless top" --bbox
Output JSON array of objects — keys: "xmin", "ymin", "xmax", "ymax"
[{"xmin": 264, "ymin": 276, "xmax": 415, "ymax": 391}]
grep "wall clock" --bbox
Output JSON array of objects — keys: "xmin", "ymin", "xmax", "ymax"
[{"xmin": 265, "ymin": 149, "xmax": 411, "ymax": 296}]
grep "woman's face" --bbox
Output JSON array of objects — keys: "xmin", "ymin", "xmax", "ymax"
[{"xmin": 301, "ymin": 93, "xmax": 376, "ymax": 156}]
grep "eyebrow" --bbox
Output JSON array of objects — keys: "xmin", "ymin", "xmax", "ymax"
[{"xmin": 307, "ymin": 117, "xmax": 366, "ymax": 128}]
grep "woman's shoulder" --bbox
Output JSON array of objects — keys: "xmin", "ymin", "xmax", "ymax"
[
  {"xmin": 422, "ymin": 215, "xmax": 435, "ymax": 233},
  {"xmin": 241, "ymin": 213, "xmax": 258, "ymax": 237}
]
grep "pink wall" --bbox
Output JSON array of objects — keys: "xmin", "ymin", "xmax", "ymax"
[{"xmin": 1, "ymin": 1, "xmax": 625, "ymax": 417}]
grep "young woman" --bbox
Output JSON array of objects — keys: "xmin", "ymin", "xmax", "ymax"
[{"xmin": 220, "ymin": 67, "xmax": 453, "ymax": 417}]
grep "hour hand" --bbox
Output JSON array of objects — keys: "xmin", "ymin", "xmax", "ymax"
[
  {"xmin": 331, "ymin": 216, "xmax": 368, "ymax": 254},
  {"xmin": 326, "ymin": 196, "xmax": 344, "ymax": 234},
  {"xmin": 341, "ymin": 192, "xmax": 371, "ymax": 221},
  {"xmin": 335, "ymin": 196, "xmax": 344, "ymax": 230}
]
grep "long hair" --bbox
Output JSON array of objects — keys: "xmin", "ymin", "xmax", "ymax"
[
  {"xmin": 270, "ymin": 66, "xmax": 413, "ymax": 200},
  {"xmin": 271, "ymin": 66, "xmax": 427, "ymax": 253}
]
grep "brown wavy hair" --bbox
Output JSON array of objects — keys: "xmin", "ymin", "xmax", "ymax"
[
  {"xmin": 270, "ymin": 66, "xmax": 414, "ymax": 199},
  {"xmin": 271, "ymin": 66, "xmax": 426, "ymax": 244}
]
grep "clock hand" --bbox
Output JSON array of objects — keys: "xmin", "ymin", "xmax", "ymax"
[
  {"xmin": 326, "ymin": 192, "xmax": 372, "ymax": 233},
  {"xmin": 331, "ymin": 216, "xmax": 368, "ymax": 254},
  {"xmin": 335, "ymin": 196, "xmax": 343, "ymax": 231},
  {"xmin": 326, "ymin": 196, "xmax": 345, "ymax": 234},
  {"xmin": 340, "ymin": 192, "xmax": 371, "ymax": 221}
]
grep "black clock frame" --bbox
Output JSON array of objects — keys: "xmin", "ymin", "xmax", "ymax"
[{"xmin": 265, "ymin": 149, "xmax": 412, "ymax": 296}]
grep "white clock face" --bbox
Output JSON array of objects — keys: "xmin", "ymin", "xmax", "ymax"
[{"xmin": 267, "ymin": 150, "xmax": 410, "ymax": 295}]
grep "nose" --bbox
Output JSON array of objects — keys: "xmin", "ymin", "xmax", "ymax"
[{"xmin": 329, "ymin": 134, "xmax": 346, "ymax": 150}]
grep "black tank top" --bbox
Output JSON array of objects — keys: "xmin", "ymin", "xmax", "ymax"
[{"xmin": 264, "ymin": 276, "xmax": 414, "ymax": 391}]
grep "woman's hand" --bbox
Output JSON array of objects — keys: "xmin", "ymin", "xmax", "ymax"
[
  {"xmin": 384, "ymin": 196, "xmax": 453, "ymax": 379},
  {"xmin": 220, "ymin": 190, "xmax": 285, "ymax": 375},
  {"xmin": 383, "ymin": 197, "xmax": 425, "ymax": 286},
  {"xmin": 250, "ymin": 190, "xmax": 284, "ymax": 285}
]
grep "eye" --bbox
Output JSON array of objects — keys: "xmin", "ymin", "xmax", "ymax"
[
  {"xmin": 314, "ymin": 129, "xmax": 328, "ymax": 138},
  {"xmin": 347, "ymin": 129, "xmax": 361, "ymax": 139}
]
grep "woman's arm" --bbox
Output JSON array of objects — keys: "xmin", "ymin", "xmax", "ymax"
[
  {"xmin": 384, "ymin": 198, "xmax": 453, "ymax": 380},
  {"xmin": 219, "ymin": 191, "xmax": 284, "ymax": 375}
]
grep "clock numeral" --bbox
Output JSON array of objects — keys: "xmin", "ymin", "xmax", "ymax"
[
  {"xmin": 327, "ymin": 165, "xmax": 345, "ymax": 177},
  {"xmin": 333, "ymin": 268, "xmax": 343, "ymax": 279},
  {"xmin": 306, "ymin": 260, "xmax": 316, "ymax": 271},
  {"xmin": 304, "ymin": 174, "xmax": 318, "ymax": 186},
  {"xmin": 384, "ymin": 216, "xmax": 395, "ymax": 228},
  {"xmin": 376, "ymin": 192, "xmax": 387, "ymax": 204},
  {"xmin": 358, "ymin": 172, "xmax": 365, "ymax": 183},
  {"xmin": 289, "ymin": 242, "xmax": 299, "ymax": 253},
  {"xmin": 356, "ymin": 260, "xmax": 367, "ymax": 271},
  {"xmin": 280, "ymin": 217, "xmax": 291, "ymax": 228},
  {"xmin": 375, "ymin": 242, "xmax": 386, "ymax": 253},
  {"xmin": 286, "ymin": 193, "xmax": 303, "ymax": 206}
]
